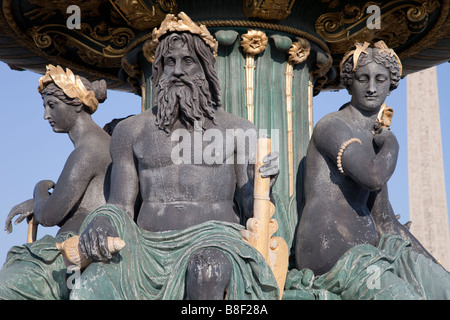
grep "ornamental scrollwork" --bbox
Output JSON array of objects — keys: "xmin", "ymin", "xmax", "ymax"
[
  {"xmin": 315, "ymin": 0, "xmax": 441, "ymax": 54},
  {"xmin": 243, "ymin": 0, "xmax": 296, "ymax": 21}
]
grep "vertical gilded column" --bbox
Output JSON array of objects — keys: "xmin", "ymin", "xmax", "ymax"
[
  {"xmin": 240, "ymin": 30, "xmax": 268, "ymax": 123},
  {"xmin": 286, "ymin": 38, "xmax": 310, "ymax": 196},
  {"xmin": 241, "ymin": 138, "xmax": 289, "ymax": 298}
]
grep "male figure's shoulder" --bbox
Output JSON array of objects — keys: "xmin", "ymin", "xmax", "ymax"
[
  {"xmin": 109, "ymin": 110, "xmax": 156, "ymax": 156},
  {"xmin": 113, "ymin": 109, "xmax": 154, "ymax": 137},
  {"xmin": 214, "ymin": 107, "xmax": 256, "ymax": 131}
]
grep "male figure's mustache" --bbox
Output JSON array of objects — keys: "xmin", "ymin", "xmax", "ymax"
[
  {"xmin": 160, "ymin": 75, "xmax": 202, "ymax": 101},
  {"xmin": 155, "ymin": 74, "xmax": 216, "ymax": 133}
]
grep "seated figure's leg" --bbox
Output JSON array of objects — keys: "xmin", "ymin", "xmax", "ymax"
[
  {"xmin": 342, "ymin": 268, "xmax": 423, "ymax": 300},
  {"xmin": 0, "ymin": 243, "xmax": 68, "ymax": 300},
  {"xmin": 341, "ymin": 236, "xmax": 450, "ymax": 300},
  {"xmin": 394, "ymin": 247, "xmax": 450, "ymax": 299},
  {"xmin": 185, "ymin": 248, "xmax": 232, "ymax": 300},
  {"xmin": 70, "ymin": 258, "xmax": 123, "ymax": 300},
  {"xmin": 0, "ymin": 259, "xmax": 66, "ymax": 300}
]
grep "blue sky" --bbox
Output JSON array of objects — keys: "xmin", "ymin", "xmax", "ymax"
[{"xmin": 0, "ymin": 61, "xmax": 449, "ymax": 266}]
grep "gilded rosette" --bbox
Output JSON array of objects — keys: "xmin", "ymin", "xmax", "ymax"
[
  {"xmin": 240, "ymin": 30, "xmax": 269, "ymax": 56},
  {"xmin": 288, "ymin": 37, "xmax": 311, "ymax": 65}
]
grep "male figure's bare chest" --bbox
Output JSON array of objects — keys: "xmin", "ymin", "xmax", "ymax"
[{"xmin": 133, "ymin": 125, "xmax": 237, "ymax": 169}]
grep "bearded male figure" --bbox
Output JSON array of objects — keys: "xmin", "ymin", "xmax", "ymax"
[{"xmin": 70, "ymin": 15, "xmax": 280, "ymax": 300}]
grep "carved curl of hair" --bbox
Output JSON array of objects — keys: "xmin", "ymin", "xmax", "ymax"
[
  {"xmin": 340, "ymin": 47, "xmax": 402, "ymax": 93},
  {"xmin": 151, "ymin": 32, "xmax": 222, "ymax": 108}
]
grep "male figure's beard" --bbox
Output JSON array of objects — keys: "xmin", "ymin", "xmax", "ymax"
[{"xmin": 155, "ymin": 74, "xmax": 216, "ymax": 133}]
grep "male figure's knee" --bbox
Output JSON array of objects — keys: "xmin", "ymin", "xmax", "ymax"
[{"xmin": 185, "ymin": 248, "xmax": 232, "ymax": 300}]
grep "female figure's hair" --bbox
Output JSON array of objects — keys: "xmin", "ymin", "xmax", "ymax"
[
  {"xmin": 38, "ymin": 65, "xmax": 108, "ymax": 114},
  {"xmin": 40, "ymin": 78, "xmax": 107, "ymax": 114},
  {"xmin": 340, "ymin": 42, "xmax": 402, "ymax": 93}
]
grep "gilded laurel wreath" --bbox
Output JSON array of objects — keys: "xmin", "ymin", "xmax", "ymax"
[{"xmin": 38, "ymin": 64, "xmax": 99, "ymax": 113}]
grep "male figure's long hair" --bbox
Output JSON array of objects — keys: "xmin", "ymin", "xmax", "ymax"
[{"xmin": 151, "ymin": 32, "xmax": 222, "ymax": 133}]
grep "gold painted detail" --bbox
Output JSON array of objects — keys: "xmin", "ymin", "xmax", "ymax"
[
  {"xmin": 240, "ymin": 29, "xmax": 269, "ymax": 55},
  {"xmin": 38, "ymin": 64, "xmax": 99, "ymax": 113},
  {"xmin": 243, "ymin": 0, "xmax": 296, "ymax": 21},
  {"xmin": 340, "ymin": 40, "xmax": 403, "ymax": 75},
  {"xmin": 285, "ymin": 37, "xmax": 310, "ymax": 196},
  {"xmin": 321, "ymin": 0, "xmax": 340, "ymax": 9},
  {"xmin": 30, "ymin": 22, "xmax": 135, "ymax": 68},
  {"xmin": 25, "ymin": 0, "xmax": 102, "ymax": 21},
  {"xmin": 308, "ymin": 73, "xmax": 314, "ymax": 138},
  {"xmin": 142, "ymin": 11, "xmax": 219, "ymax": 64},
  {"xmin": 240, "ymin": 30, "xmax": 268, "ymax": 123},
  {"xmin": 287, "ymin": 37, "xmax": 310, "ymax": 64},
  {"xmin": 241, "ymin": 138, "xmax": 289, "ymax": 299},
  {"xmin": 57, "ymin": 235, "xmax": 126, "ymax": 270},
  {"xmin": 124, "ymin": 18, "xmax": 331, "ymax": 66},
  {"xmin": 5, "ymin": 0, "xmax": 136, "ymax": 72},
  {"xmin": 337, "ymin": 138, "xmax": 362, "ymax": 175},
  {"xmin": 109, "ymin": 0, "xmax": 177, "ymax": 31},
  {"xmin": 376, "ymin": 102, "xmax": 394, "ymax": 130},
  {"xmin": 315, "ymin": 0, "xmax": 441, "ymax": 55},
  {"xmin": 122, "ymin": 18, "xmax": 332, "ymax": 94},
  {"xmin": 199, "ymin": 20, "xmax": 330, "ymax": 55},
  {"xmin": 1, "ymin": 1, "xmax": 124, "ymax": 85}
]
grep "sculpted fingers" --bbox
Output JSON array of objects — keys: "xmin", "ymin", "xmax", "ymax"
[
  {"xmin": 263, "ymin": 151, "xmax": 279, "ymax": 163},
  {"xmin": 4, "ymin": 207, "xmax": 18, "ymax": 233},
  {"xmin": 79, "ymin": 228, "xmax": 102, "ymax": 261},
  {"xmin": 97, "ymin": 230, "xmax": 113, "ymax": 261},
  {"xmin": 86, "ymin": 227, "xmax": 107, "ymax": 262},
  {"xmin": 4, "ymin": 212, "xmax": 13, "ymax": 233},
  {"xmin": 260, "ymin": 152, "xmax": 279, "ymax": 178},
  {"xmin": 79, "ymin": 217, "xmax": 117, "ymax": 262},
  {"xmin": 78, "ymin": 231, "xmax": 90, "ymax": 260},
  {"xmin": 4, "ymin": 199, "xmax": 34, "ymax": 233}
]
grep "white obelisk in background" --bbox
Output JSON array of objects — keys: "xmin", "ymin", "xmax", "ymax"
[{"xmin": 407, "ymin": 66, "xmax": 450, "ymax": 269}]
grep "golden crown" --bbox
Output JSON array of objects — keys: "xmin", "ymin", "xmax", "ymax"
[
  {"xmin": 38, "ymin": 65, "xmax": 99, "ymax": 113},
  {"xmin": 143, "ymin": 12, "xmax": 218, "ymax": 63}
]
